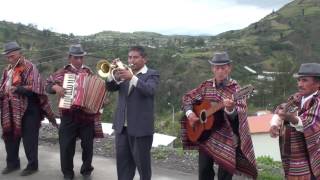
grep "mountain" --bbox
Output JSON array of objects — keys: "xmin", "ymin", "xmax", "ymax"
[{"xmin": 0, "ymin": 0, "xmax": 319, "ymax": 135}]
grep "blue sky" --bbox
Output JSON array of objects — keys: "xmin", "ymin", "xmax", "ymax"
[{"xmin": 0, "ymin": 0, "xmax": 292, "ymax": 36}]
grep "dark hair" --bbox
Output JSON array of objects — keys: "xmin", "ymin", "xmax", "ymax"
[
  {"xmin": 129, "ymin": 46, "xmax": 147, "ymax": 58},
  {"xmin": 314, "ymin": 76, "xmax": 320, "ymax": 83}
]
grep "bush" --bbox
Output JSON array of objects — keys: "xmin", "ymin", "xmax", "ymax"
[{"xmin": 257, "ymin": 156, "xmax": 283, "ymax": 180}]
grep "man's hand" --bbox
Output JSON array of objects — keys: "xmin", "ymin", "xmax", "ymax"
[
  {"xmin": 117, "ymin": 69, "xmax": 133, "ymax": 81},
  {"xmin": 269, "ymin": 125, "xmax": 280, "ymax": 138},
  {"xmin": 223, "ymin": 98, "xmax": 235, "ymax": 112},
  {"xmin": 277, "ymin": 109, "xmax": 298, "ymax": 124},
  {"xmin": 52, "ymin": 84, "xmax": 65, "ymax": 97},
  {"xmin": 187, "ymin": 112, "xmax": 199, "ymax": 127}
]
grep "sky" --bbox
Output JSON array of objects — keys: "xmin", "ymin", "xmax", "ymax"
[{"xmin": 0, "ymin": 0, "xmax": 293, "ymax": 36}]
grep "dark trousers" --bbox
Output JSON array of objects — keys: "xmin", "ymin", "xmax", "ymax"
[
  {"xmin": 198, "ymin": 150, "xmax": 233, "ymax": 180},
  {"xmin": 59, "ymin": 115, "xmax": 94, "ymax": 178},
  {"xmin": 115, "ymin": 128, "xmax": 153, "ymax": 180},
  {"xmin": 4, "ymin": 106, "xmax": 40, "ymax": 170}
]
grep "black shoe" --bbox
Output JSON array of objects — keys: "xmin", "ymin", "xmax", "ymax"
[
  {"xmin": 1, "ymin": 166, "xmax": 20, "ymax": 174},
  {"xmin": 20, "ymin": 167, "xmax": 38, "ymax": 176}
]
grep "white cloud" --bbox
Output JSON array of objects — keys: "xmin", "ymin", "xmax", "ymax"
[{"xmin": 0, "ymin": 0, "xmax": 291, "ymax": 35}]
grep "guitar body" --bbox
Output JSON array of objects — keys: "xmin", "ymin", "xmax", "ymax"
[{"xmin": 186, "ymin": 100, "xmax": 215, "ymax": 142}]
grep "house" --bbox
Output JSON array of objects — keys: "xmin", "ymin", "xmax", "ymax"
[{"xmin": 248, "ymin": 114, "xmax": 281, "ymax": 161}]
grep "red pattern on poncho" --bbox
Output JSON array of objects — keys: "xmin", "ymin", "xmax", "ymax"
[
  {"xmin": 46, "ymin": 65, "xmax": 104, "ymax": 138},
  {"xmin": 181, "ymin": 79, "xmax": 257, "ymax": 179},
  {"xmin": 280, "ymin": 92, "xmax": 320, "ymax": 179},
  {"xmin": 0, "ymin": 58, "xmax": 56, "ymax": 139}
]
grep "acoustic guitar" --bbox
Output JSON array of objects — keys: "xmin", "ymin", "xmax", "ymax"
[{"xmin": 185, "ymin": 85, "xmax": 254, "ymax": 142}]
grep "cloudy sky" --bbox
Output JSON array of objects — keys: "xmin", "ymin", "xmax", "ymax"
[{"xmin": 0, "ymin": 0, "xmax": 292, "ymax": 36}]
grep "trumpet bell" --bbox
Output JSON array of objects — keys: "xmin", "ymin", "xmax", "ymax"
[{"xmin": 96, "ymin": 59, "xmax": 111, "ymax": 78}]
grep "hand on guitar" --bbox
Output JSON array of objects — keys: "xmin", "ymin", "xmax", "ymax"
[
  {"xmin": 277, "ymin": 109, "xmax": 299, "ymax": 125},
  {"xmin": 269, "ymin": 125, "xmax": 280, "ymax": 138},
  {"xmin": 187, "ymin": 112, "xmax": 199, "ymax": 127},
  {"xmin": 223, "ymin": 97, "xmax": 235, "ymax": 112},
  {"xmin": 52, "ymin": 84, "xmax": 65, "ymax": 97}
]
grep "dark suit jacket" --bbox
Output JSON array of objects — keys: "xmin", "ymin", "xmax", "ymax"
[{"xmin": 106, "ymin": 68, "xmax": 160, "ymax": 137}]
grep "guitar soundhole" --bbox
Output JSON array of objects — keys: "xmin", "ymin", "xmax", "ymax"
[{"xmin": 200, "ymin": 111, "xmax": 207, "ymax": 123}]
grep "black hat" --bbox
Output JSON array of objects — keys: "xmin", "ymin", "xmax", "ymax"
[
  {"xmin": 293, "ymin": 63, "xmax": 320, "ymax": 78},
  {"xmin": 2, "ymin": 41, "xmax": 22, "ymax": 55},
  {"xmin": 69, "ymin": 44, "xmax": 87, "ymax": 56},
  {"xmin": 208, "ymin": 52, "xmax": 232, "ymax": 65}
]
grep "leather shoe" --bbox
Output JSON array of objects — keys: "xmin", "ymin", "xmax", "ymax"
[
  {"xmin": 1, "ymin": 166, "xmax": 20, "ymax": 174},
  {"xmin": 20, "ymin": 168, "xmax": 38, "ymax": 176}
]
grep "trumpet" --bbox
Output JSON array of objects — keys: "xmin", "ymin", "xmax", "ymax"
[{"xmin": 96, "ymin": 58, "xmax": 133, "ymax": 83}]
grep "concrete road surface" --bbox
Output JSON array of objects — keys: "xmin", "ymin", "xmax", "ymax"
[{"xmin": 0, "ymin": 141, "xmax": 196, "ymax": 180}]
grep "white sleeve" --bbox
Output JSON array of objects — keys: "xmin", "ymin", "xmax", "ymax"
[
  {"xmin": 186, "ymin": 110, "xmax": 193, "ymax": 117},
  {"xmin": 270, "ymin": 114, "xmax": 281, "ymax": 126}
]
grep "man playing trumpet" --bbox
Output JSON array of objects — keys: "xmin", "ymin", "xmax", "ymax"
[
  {"xmin": 270, "ymin": 63, "xmax": 320, "ymax": 179},
  {"xmin": 106, "ymin": 46, "xmax": 160, "ymax": 180}
]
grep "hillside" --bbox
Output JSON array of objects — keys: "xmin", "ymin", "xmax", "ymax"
[{"xmin": 0, "ymin": 0, "xmax": 319, "ymax": 136}]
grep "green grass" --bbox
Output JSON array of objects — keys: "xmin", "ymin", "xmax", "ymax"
[{"xmin": 270, "ymin": 20, "xmax": 290, "ymax": 30}]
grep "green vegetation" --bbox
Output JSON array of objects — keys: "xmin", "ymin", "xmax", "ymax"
[{"xmin": 257, "ymin": 156, "xmax": 283, "ymax": 180}]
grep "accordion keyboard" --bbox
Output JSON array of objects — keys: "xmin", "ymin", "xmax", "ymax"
[{"xmin": 58, "ymin": 73, "xmax": 76, "ymax": 109}]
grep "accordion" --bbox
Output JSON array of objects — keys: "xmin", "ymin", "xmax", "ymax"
[{"xmin": 59, "ymin": 73, "xmax": 107, "ymax": 114}]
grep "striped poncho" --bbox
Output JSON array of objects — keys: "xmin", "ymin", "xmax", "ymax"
[
  {"xmin": 0, "ymin": 58, "xmax": 56, "ymax": 139},
  {"xmin": 280, "ymin": 92, "xmax": 320, "ymax": 179},
  {"xmin": 181, "ymin": 78, "xmax": 257, "ymax": 179},
  {"xmin": 46, "ymin": 64, "xmax": 104, "ymax": 138}
]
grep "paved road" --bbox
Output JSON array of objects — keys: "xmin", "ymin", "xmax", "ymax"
[{"xmin": 0, "ymin": 141, "xmax": 196, "ymax": 180}]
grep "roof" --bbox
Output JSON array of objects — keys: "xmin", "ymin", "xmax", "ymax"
[{"xmin": 247, "ymin": 114, "xmax": 274, "ymax": 134}]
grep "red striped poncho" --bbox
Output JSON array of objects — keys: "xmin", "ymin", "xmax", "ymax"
[
  {"xmin": 46, "ymin": 64, "xmax": 103, "ymax": 138},
  {"xmin": 181, "ymin": 78, "xmax": 257, "ymax": 179},
  {"xmin": 280, "ymin": 92, "xmax": 320, "ymax": 179},
  {"xmin": 0, "ymin": 58, "xmax": 56, "ymax": 139}
]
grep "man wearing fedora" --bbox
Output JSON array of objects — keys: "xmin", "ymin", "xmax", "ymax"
[
  {"xmin": 181, "ymin": 52, "xmax": 257, "ymax": 180},
  {"xmin": 270, "ymin": 63, "xmax": 320, "ymax": 179},
  {"xmin": 46, "ymin": 44, "xmax": 103, "ymax": 180},
  {"xmin": 0, "ymin": 41, "xmax": 57, "ymax": 176}
]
